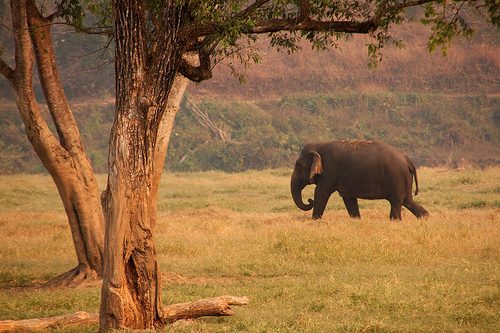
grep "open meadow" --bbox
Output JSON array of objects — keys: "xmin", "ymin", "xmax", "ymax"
[{"xmin": 0, "ymin": 168, "xmax": 499, "ymax": 332}]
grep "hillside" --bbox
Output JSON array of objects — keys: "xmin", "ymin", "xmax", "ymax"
[
  {"xmin": 1, "ymin": 21, "xmax": 499, "ymax": 99},
  {"xmin": 190, "ymin": 24, "xmax": 500, "ymax": 99},
  {"xmin": 1, "ymin": 91, "xmax": 499, "ymax": 173},
  {"xmin": 170, "ymin": 92, "xmax": 500, "ymax": 171},
  {"xmin": 0, "ymin": 22, "xmax": 499, "ymax": 173}
]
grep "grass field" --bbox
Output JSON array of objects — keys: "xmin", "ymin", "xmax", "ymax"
[{"xmin": 0, "ymin": 168, "xmax": 499, "ymax": 332}]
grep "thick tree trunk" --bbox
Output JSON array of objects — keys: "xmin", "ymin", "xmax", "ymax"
[
  {"xmin": 100, "ymin": 154, "xmax": 161, "ymax": 329},
  {"xmin": 99, "ymin": 1, "xmax": 186, "ymax": 330},
  {"xmin": 41, "ymin": 167, "xmax": 104, "ymax": 287},
  {"xmin": 0, "ymin": 0, "xmax": 104, "ymax": 286}
]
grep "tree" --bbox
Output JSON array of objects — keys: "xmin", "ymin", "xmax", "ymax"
[
  {"xmin": 97, "ymin": 0, "xmax": 499, "ymax": 331},
  {"xmin": 0, "ymin": 0, "xmax": 191, "ymax": 287},
  {"xmin": 0, "ymin": 0, "xmax": 498, "ymax": 331},
  {"xmin": 0, "ymin": 0, "xmax": 104, "ymax": 286}
]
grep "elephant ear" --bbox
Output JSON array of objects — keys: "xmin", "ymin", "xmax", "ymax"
[{"xmin": 309, "ymin": 151, "xmax": 323, "ymax": 181}]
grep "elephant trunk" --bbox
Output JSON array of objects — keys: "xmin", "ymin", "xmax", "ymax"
[{"xmin": 291, "ymin": 174, "xmax": 313, "ymax": 211}]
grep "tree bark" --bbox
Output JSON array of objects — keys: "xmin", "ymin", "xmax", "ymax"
[
  {"xmin": 0, "ymin": 0, "xmax": 104, "ymax": 286},
  {"xmin": 151, "ymin": 54, "xmax": 195, "ymax": 219},
  {"xmin": 0, "ymin": 312, "xmax": 98, "ymax": 332},
  {"xmin": 163, "ymin": 296, "xmax": 249, "ymax": 323},
  {"xmin": 99, "ymin": 1, "xmax": 186, "ymax": 330}
]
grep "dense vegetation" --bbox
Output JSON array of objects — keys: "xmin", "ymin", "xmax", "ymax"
[
  {"xmin": 1, "ymin": 92, "xmax": 499, "ymax": 173},
  {"xmin": 0, "ymin": 22, "xmax": 499, "ymax": 174},
  {"xmin": 169, "ymin": 93, "xmax": 500, "ymax": 171},
  {"xmin": 1, "ymin": 168, "xmax": 499, "ymax": 331}
]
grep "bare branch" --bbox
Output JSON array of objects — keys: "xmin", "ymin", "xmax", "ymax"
[
  {"xmin": 235, "ymin": 0, "xmax": 270, "ymax": 19},
  {"xmin": 1, "ymin": 19, "xmax": 112, "ymax": 37},
  {"xmin": 0, "ymin": 58, "xmax": 14, "ymax": 83},
  {"xmin": 0, "ymin": 20, "xmax": 13, "ymax": 34},
  {"xmin": 399, "ymin": 0, "xmax": 436, "ymax": 8},
  {"xmin": 44, "ymin": 0, "xmax": 73, "ymax": 22},
  {"xmin": 185, "ymin": 99, "xmax": 230, "ymax": 142},
  {"xmin": 57, "ymin": 21, "xmax": 113, "ymax": 36}
]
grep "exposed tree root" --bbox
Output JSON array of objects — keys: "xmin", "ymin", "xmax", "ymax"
[
  {"xmin": 0, "ymin": 296, "xmax": 248, "ymax": 331},
  {"xmin": 41, "ymin": 265, "xmax": 100, "ymax": 289}
]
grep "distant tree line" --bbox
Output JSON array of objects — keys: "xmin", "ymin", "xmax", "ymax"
[{"xmin": 1, "ymin": 93, "xmax": 499, "ymax": 174}]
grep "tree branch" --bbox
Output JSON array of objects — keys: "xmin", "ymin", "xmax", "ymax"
[
  {"xmin": 182, "ymin": 18, "xmax": 377, "ymax": 40},
  {"xmin": 375, "ymin": 0, "xmax": 435, "ymax": 22},
  {"xmin": 0, "ymin": 58, "xmax": 14, "ymax": 83},
  {"xmin": 178, "ymin": 45, "xmax": 212, "ymax": 82},
  {"xmin": 235, "ymin": 0, "xmax": 270, "ymax": 19},
  {"xmin": 26, "ymin": 0, "xmax": 87, "ymax": 153},
  {"xmin": 57, "ymin": 21, "xmax": 113, "ymax": 36},
  {"xmin": 181, "ymin": 0, "xmax": 438, "ymax": 41},
  {"xmin": 45, "ymin": 0, "xmax": 71, "ymax": 22},
  {"xmin": 298, "ymin": 0, "xmax": 311, "ymax": 21},
  {"xmin": 399, "ymin": 0, "xmax": 436, "ymax": 8}
]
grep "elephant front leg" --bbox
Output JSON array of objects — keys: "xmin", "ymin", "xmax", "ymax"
[
  {"xmin": 312, "ymin": 187, "xmax": 331, "ymax": 219},
  {"xmin": 342, "ymin": 197, "xmax": 361, "ymax": 218}
]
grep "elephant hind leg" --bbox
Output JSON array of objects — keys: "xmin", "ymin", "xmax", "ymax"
[
  {"xmin": 403, "ymin": 198, "xmax": 429, "ymax": 218},
  {"xmin": 389, "ymin": 200, "xmax": 402, "ymax": 220},
  {"xmin": 342, "ymin": 197, "xmax": 361, "ymax": 218}
]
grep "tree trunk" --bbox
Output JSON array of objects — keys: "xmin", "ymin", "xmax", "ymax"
[
  {"xmin": 0, "ymin": 0, "xmax": 104, "ymax": 286},
  {"xmin": 99, "ymin": 1, "xmax": 186, "ymax": 330},
  {"xmin": 151, "ymin": 55, "xmax": 194, "ymax": 217}
]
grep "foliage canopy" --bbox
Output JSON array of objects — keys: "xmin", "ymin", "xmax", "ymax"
[{"xmin": 50, "ymin": 0, "xmax": 500, "ymax": 75}]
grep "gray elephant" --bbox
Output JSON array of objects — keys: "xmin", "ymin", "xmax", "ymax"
[{"xmin": 291, "ymin": 140, "xmax": 429, "ymax": 220}]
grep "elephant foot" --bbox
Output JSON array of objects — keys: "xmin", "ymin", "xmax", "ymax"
[{"xmin": 416, "ymin": 210, "xmax": 429, "ymax": 219}]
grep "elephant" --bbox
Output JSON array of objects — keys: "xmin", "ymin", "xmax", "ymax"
[{"xmin": 291, "ymin": 140, "xmax": 429, "ymax": 220}]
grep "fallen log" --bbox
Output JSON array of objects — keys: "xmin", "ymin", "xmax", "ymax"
[
  {"xmin": 163, "ymin": 295, "xmax": 249, "ymax": 323},
  {"xmin": 0, "ymin": 296, "xmax": 249, "ymax": 331},
  {"xmin": 0, "ymin": 311, "xmax": 98, "ymax": 332}
]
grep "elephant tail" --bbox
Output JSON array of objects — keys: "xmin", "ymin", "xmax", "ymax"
[{"xmin": 406, "ymin": 156, "xmax": 419, "ymax": 196}]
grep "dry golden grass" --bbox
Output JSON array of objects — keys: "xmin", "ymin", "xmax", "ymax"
[{"xmin": 0, "ymin": 168, "xmax": 499, "ymax": 332}]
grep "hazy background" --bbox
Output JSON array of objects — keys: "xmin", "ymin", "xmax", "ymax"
[{"xmin": 1, "ymin": 21, "xmax": 499, "ymax": 173}]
